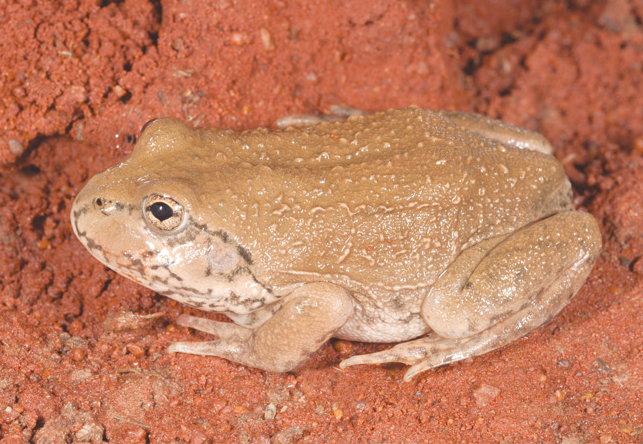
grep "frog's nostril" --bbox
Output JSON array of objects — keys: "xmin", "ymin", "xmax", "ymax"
[{"xmin": 92, "ymin": 197, "xmax": 117, "ymax": 215}]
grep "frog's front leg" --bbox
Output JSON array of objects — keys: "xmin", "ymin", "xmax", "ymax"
[
  {"xmin": 168, "ymin": 283, "xmax": 354, "ymax": 373},
  {"xmin": 340, "ymin": 211, "xmax": 601, "ymax": 381}
]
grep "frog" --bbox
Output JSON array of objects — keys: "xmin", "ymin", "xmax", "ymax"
[{"xmin": 70, "ymin": 107, "xmax": 601, "ymax": 381}]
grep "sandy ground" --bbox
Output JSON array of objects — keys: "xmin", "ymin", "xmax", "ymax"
[{"xmin": 1, "ymin": 1, "xmax": 642, "ymax": 443}]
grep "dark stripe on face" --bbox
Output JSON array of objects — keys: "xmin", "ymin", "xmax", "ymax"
[
  {"xmin": 237, "ymin": 245, "xmax": 253, "ymax": 265},
  {"xmin": 192, "ymin": 219, "xmax": 253, "ymax": 265}
]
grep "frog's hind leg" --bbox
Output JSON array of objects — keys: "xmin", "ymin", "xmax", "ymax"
[
  {"xmin": 340, "ymin": 211, "xmax": 601, "ymax": 381},
  {"xmin": 340, "ymin": 272, "xmax": 581, "ymax": 382}
]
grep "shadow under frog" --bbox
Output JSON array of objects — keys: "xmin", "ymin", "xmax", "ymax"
[{"xmin": 71, "ymin": 107, "xmax": 601, "ymax": 381}]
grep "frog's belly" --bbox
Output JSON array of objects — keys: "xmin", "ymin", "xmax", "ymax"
[{"xmin": 334, "ymin": 311, "xmax": 430, "ymax": 343}]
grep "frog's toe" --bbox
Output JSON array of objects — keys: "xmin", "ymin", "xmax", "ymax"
[
  {"xmin": 339, "ymin": 342, "xmax": 434, "ymax": 369},
  {"xmin": 339, "ymin": 351, "xmax": 396, "ymax": 368},
  {"xmin": 175, "ymin": 314, "xmax": 251, "ymax": 339},
  {"xmin": 167, "ymin": 339, "xmax": 248, "ymax": 359},
  {"xmin": 176, "ymin": 314, "xmax": 202, "ymax": 328},
  {"xmin": 404, "ymin": 361, "xmax": 439, "ymax": 381},
  {"xmin": 167, "ymin": 340, "xmax": 214, "ymax": 354}
]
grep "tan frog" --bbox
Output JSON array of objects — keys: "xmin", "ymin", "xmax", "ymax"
[{"xmin": 71, "ymin": 108, "xmax": 601, "ymax": 381}]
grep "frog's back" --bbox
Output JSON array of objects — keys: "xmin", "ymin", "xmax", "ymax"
[{"xmin": 188, "ymin": 108, "xmax": 566, "ymax": 299}]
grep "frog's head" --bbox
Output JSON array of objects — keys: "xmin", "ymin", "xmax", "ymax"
[{"xmin": 71, "ymin": 118, "xmax": 267, "ymax": 312}]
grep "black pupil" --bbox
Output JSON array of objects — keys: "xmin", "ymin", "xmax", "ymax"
[{"xmin": 150, "ymin": 202, "xmax": 173, "ymax": 221}]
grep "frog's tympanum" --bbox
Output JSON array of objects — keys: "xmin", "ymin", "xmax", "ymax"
[{"xmin": 71, "ymin": 108, "xmax": 601, "ymax": 380}]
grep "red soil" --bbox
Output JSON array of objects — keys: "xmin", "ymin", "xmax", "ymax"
[{"xmin": 1, "ymin": 1, "xmax": 642, "ymax": 443}]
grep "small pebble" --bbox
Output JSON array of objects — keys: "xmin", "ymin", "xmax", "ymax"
[
  {"xmin": 113, "ymin": 84, "xmax": 127, "ymax": 98},
  {"xmin": 332, "ymin": 403, "xmax": 343, "ymax": 420},
  {"xmin": 333, "ymin": 339, "xmax": 353, "ymax": 355},
  {"xmin": 8, "ymin": 139, "xmax": 24, "ymax": 156},
  {"xmin": 70, "ymin": 348, "xmax": 86, "ymax": 362},
  {"xmin": 473, "ymin": 384, "xmax": 500, "ymax": 407},
  {"xmin": 618, "ymin": 420, "xmax": 634, "ymax": 435},
  {"xmin": 126, "ymin": 343, "xmax": 146, "ymax": 357},
  {"xmin": 264, "ymin": 402, "xmax": 276, "ymax": 420},
  {"xmin": 634, "ymin": 135, "xmax": 643, "ymax": 154},
  {"xmin": 37, "ymin": 239, "xmax": 50, "ymax": 250},
  {"xmin": 260, "ymin": 28, "xmax": 274, "ymax": 51}
]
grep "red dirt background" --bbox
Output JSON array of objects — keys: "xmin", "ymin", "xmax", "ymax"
[{"xmin": 1, "ymin": 1, "xmax": 642, "ymax": 443}]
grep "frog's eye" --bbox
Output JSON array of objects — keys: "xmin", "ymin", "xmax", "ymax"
[{"xmin": 143, "ymin": 194, "xmax": 185, "ymax": 232}]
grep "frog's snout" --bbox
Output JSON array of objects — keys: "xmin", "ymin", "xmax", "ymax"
[
  {"xmin": 70, "ymin": 181, "xmax": 144, "ymax": 267},
  {"xmin": 70, "ymin": 181, "xmax": 120, "ymax": 242}
]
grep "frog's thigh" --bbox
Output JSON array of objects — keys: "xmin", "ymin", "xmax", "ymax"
[
  {"xmin": 340, "ymin": 211, "xmax": 600, "ymax": 380},
  {"xmin": 441, "ymin": 110, "xmax": 554, "ymax": 155},
  {"xmin": 168, "ymin": 283, "xmax": 354, "ymax": 373},
  {"xmin": 424, "ymin": 211, "xmax": 600, "ymax": 338}
]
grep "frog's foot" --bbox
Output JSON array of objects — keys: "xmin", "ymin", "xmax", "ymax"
[
  {"xmin": 340, "ymin": 269, "xmax": 581, "ymax": 382},
  {"xmin": 338, "ymin": 335, "xmax": 464, "ymax": 382},
  {"xmin": 167, "ymin": 283, "xmax": 354, "ymax": 373},
  {"xmin": 340, "ymin": 306, "xmax": 550, "ymax": 381},
  {"xmin": 275, "ymin": 105, "xmax": 366, "ymax": 128}
]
